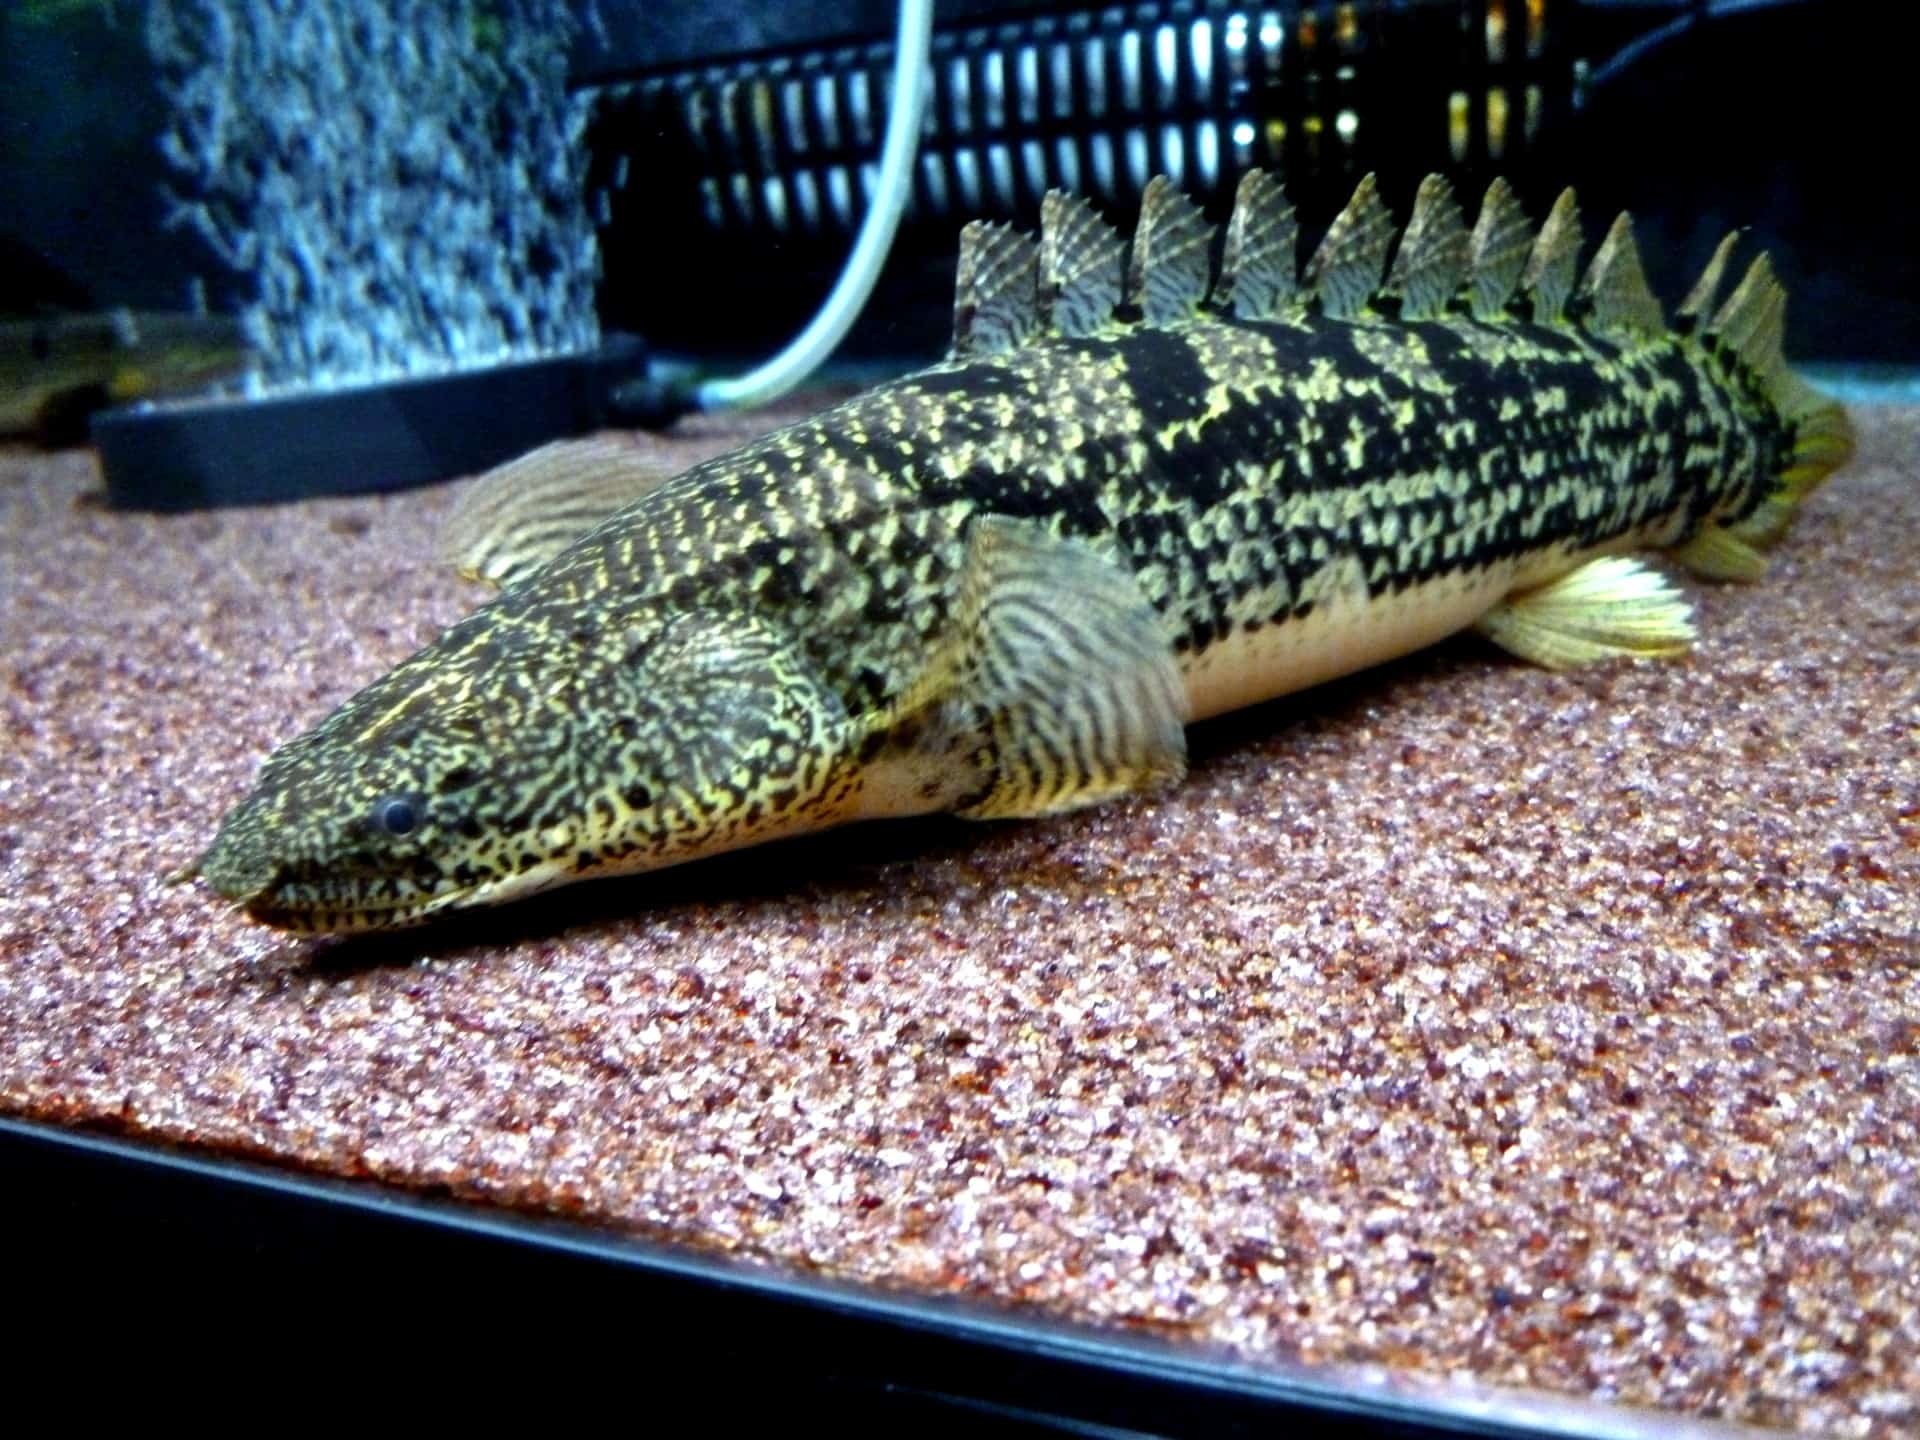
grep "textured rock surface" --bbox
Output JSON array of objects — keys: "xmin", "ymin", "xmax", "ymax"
[{"xmin": 3, "ymin": 404, "xmax": 1915, "ymax": 1434}]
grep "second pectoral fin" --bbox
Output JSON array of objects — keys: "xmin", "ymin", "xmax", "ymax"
[
  {"xmin": 873, "ymin": 515, "xmax": 1189, "ymax": 821},
  {"xmin": 444, "ymin": 435, "xmax": 684, "ymax": 589}
]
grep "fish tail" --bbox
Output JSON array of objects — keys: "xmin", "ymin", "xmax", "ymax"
[{"xmin": 1676, "ymin": 237, "xmax": 1854, "ymax": 558}]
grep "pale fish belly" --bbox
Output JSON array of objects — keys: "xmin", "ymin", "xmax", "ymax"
[
  {"xmin": 1180, "ymin": 562, "xmax": 1521, "ymax": 723},
  {"xmin": 1178, "ymin": 510, "xmax": 1693, "ymax": 724}
]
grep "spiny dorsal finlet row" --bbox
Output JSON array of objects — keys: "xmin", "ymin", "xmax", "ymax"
[{"xmin": 951, "ymin": 170, "xmax": 1802, "ymax": 403}]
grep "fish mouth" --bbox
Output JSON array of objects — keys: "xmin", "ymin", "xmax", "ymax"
[
  {"xmin": 193, "ymin": 828, "xmax": 484, "ymax": 934},
  {"xmin": 240, "ymin": 853, "xmax": 595, "ymax": 933},
  {"xmin": 193, "ymin": 807, "xmax": 590, "ymax": 935},
  {"xmin": 246, "ymin": 849, "xmax": 600, "ymax": 933},
  {"xmin": 237, "ymin": 883, "xmax": 480, "ymax": 935}
]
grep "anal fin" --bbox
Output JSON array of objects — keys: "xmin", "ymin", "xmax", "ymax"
[
  {"xmin": 1674, "ymin": 525, "xmax": 1767, "ymax": 583},
  {"xmin": 445, "ymin": 436, "xmax": 682, "ymax": 589},
  {"xmin": 1475, "ymin": 556, "xmax": 1695, "ymax": 670},
  {"xmin": 872, "ymin": 516, "xmax": 1188, "ymax": 821}
]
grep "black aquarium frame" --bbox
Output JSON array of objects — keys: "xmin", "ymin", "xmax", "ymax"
[{"xmin": 1, "ymin": 1112, "xmax": 1701, "ymax": 1438}]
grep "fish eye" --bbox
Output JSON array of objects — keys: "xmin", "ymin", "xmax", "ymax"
[{"xmin": 375, "ymin": 797, "xmax": 420, "ymax": 837}]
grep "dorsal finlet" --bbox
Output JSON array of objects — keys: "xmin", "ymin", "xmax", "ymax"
[
  {"xmin": 1578, "ymin": 212, "xmax": 1663, "ymax": 337},
  {"xmin": 1711, "ymin": 252, "xmax": 1787, "ymax": 378},
  {"xmin": 1467, "ymin": 177, "xmax": 1532, "ymax": 320},
  {"xmin": 1127, "ymin": 175, "xmax": 1215, "ymax": 324},
  {"xmin": 951, "ymin": 220, "xmax": 1041, "ymax": 358},
  {"xmin": 1384, "ymin": 174, "xmax": 1469, "ymax": 322},
  {"xmin": 1216, "ymin": 169, "xmax": 1298, "ymax": 320},
  {"xmin": 1523, "ymin": 187, "xmax": 1582, "ymax": 325},
  {"xmin": 1040, "ymin": 190, "xmax": 1124, "ymax": 337},
  {"xmin": 1708, "ymin": 251, "xmax": 1843, "ymax": 444},
  {"xmin": 1307, "ymin": 172, "xmax": 1396, "ymax": 319},
  {"xmin": 1677, "ymin": 230, "xmax": 1744, "ymax": 327}
]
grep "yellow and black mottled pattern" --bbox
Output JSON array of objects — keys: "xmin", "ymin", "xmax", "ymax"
[{"xmin": 194, "ymin": 173, "xmax": 1845, "ymax": 932}]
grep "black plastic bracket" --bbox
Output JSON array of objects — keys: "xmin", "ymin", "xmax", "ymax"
[{"xmin": 93, "ymin": 334, "xmax": 658, "ymax": 512}]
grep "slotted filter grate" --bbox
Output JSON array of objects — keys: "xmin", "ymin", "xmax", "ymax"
[{"xmin": 585, "ymin": 0, "xmax": 1569, "ymax": 247}]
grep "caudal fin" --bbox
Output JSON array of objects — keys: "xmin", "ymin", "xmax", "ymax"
[{"xmin": 1686, "ymin": 242, "xmax": 1854, "ymax": 551}]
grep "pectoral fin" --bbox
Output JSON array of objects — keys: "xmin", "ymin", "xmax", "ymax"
[
  {"xmin": 623, "ymin": 609, "xmax": 859, "ymax": 846},
  {"xmin": 444, "ymin": 435, "xmax": 683, "ymax": 589},
  {"xmin": 869, "ymin": 516, "xmax": 1188, "ymax": 821},
  {"xmin": 1476, "ymin": 555, "xmax": 1695, "ymax": 670}
]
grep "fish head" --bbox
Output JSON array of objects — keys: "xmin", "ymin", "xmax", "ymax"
[
  {"xmin": 193, "ymin": 626, "xmax": 589, "ymax": 932},
  {"xmin": 192, "ymin": 600, "xmax": 854, "ymax": 933}
]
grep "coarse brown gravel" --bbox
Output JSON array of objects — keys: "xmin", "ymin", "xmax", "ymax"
[{"xmin": 2, "ymin": 401, "xmax": 1915, "ymax": 1435}]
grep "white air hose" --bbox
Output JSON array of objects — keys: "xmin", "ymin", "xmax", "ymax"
[{"xmin": 693, "ymin": 0, "xmax": 935, "ymax": 412}]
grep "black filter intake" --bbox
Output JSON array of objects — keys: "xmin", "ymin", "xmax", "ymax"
[
  {"xmin": 580, "ymin": 0, "xmax": 1913, "ymax": 369},
  {"xmin": 585, "ymin": 1, "xmax": 1578, "ymax": 355},
  {"xmin": 590, "ymin": 1, "xmax": 1568, "ymax": 234}
]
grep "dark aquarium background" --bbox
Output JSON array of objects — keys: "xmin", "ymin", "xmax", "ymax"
[
  {"xmin": 580, "ymin": 0, "xmax": 1919, "ymax": 371},
  {"xmin": 1, "ymin": 1, "xmax": 1911, "ymax": 394},
  {"xmin": 3, "ymin": 0, "xmax": 597, "ymax": 391}
]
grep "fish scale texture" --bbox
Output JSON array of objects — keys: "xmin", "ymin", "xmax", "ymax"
[
  {"xmin": 2, "ymin": 406, "xmax": 1916, "ymax": 1435},
  {"xmin": 420, "ymin": 310, "xmax": 1774, "ymax": 698}
]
